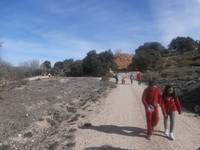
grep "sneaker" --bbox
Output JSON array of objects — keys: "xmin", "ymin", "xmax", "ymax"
[
  {"xmin": 169, "ymin": 133, "xmax": 175, "ymax": 140},
  {"xmin": 164, "ymin": 129, "xmax": 169, "ymax": 136},
  {"xmin": 147, "ymin": 135, "xmax": 152, "ymax": 140}
]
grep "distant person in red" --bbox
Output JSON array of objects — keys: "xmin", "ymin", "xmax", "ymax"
[
  {"xmin": 142, "ymin": 81, "xmax": 162, "ymax": 140},
  {"xmin": 161, "ymin": 85, "xmax": 182, "ymax": 140},
  {"xmin": 195, "ymin": 105, "xmax": 200, "ymax": 112},
  {"xmin": 137, "ymin": 72, "xmax": 143, "ymax": 85}
]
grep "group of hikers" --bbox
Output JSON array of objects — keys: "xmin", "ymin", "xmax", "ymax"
[
  {"xmin": 114, "ymin": 72, "xmax": 143, "ymax": 85},
  {"xmin": 114, "ymin": 72, "xmax": 184, "ymax": 141},
  {"xmin": 142, "ymin": 81, "xmax": 182, "ymax": 140}
]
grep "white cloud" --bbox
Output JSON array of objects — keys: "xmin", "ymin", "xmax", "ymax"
[
  {"xmin": 150, "ymin": 0, "xmax": 200, "ymax": 47},
  {"xmin": 2, "ymin": 0, "xmax": 200, "ymax": 66}
]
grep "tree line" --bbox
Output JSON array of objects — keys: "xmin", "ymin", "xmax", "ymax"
[
  {"xmin": 134, "ymin": 36, "xmax": 200, "ymax": 71},
  {"xmin": 44, "ymin": 49, "xmax": 117, "ymax": 77},
  {"xmin": 0, "ymin": 36, "xmax": 200, "ymax": 84}
]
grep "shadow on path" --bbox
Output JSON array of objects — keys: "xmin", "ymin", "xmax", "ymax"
[
  {"xmin": 79, "ymin": 124, "xmax": 170, "ymax": 149},
  {"xmin": 84, "ymin": 145, "xmax": 131, "ymax": 150},
  {"xmin": 79, "ymin": 124, "xmax": 146, "ymax": 138},
  {"xmin": 79, "ymin": 124, "xmax": 168, "ymax": 139}
]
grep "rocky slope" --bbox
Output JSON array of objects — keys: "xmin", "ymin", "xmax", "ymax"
[
  {"xmin": 114, "ymin": 54, "xmax": 134, "ymax": 70},
  {"xmin": 156, "ymin": 75, "xmax": 200, "ymax": 113}
]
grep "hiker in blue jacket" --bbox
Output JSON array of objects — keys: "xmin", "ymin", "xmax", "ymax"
[{"xmin": 115, "ymin": 73, "xmax": 119, "ymax": 84}]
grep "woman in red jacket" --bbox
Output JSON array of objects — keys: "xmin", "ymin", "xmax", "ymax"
[
  {"xmin": 142, "ymin": 81, "xmax": 162, "ymax": 140},
  {"xmin": 161, "ymin": 85, "xmax": 182, "ymax": 140},
  {"xmin": 137, "ymin": 72, "xmax": 143, "ymax": 85}
]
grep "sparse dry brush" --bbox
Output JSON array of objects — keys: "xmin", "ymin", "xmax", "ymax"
[{"xmin": 0, "ymin": 77, "xmax": 115, "ymax": 150}]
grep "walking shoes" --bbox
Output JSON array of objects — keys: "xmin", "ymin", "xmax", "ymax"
[
  {"xmin": 147, "ymin": 135, "xmax": 152, "ymax": 140},
  {"xmin": 164, "ymin": 129, "xmax": 169, "ymax": 136},
  {"xmin": 164, "ymin": 129, "xmax": 175, "ymax": 140},
  {"xmin": 169, "ymin": 133, "xmax": 175, "ymax": 140}
]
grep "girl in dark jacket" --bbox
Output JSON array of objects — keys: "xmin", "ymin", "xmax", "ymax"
[{"xmin": 161, "ymin": 85, "xmax": 182, "ymax": 140}]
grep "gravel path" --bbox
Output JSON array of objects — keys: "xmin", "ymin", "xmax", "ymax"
[
  {"xmin": 0, "ymin": 76, "xmax": 199, "ymax": 150},
  {"xmin": 75, "ymin": 78, "xmax": 200, "ymax": 150}
]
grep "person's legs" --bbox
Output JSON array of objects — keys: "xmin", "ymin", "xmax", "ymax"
[
  {"xmin": 164, "ymin": 114, "xmax": 169, "ymax": 135},
  {"xmin": 164, "ymin": 115, "xmax": 168, "ymax": 129},
  {"xmin": 169, "ymin": 111, "xmax": 175, "ymax": 133},
  {"xmin": 146, "ymin": 111, "xmax": 153, "ymax": 136},
  {"xmin": 169, "ymin": 111, "xmax": 176, "ymax": 140},
  {"xmin": 152, "ymin": 107, "xmax": 159, "ymax": 127}
]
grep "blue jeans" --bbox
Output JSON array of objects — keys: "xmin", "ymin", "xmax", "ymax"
[{"xmin": 138, "ymin": 80, "xmax": 142, "ymax": 85}]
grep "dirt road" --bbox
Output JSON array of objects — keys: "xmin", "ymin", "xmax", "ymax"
[{"xmin": 75, "ymin": 79, "xmax": 200, "ymax": 150}]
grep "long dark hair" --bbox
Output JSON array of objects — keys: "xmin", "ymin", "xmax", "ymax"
[{"xmin": 162, "ymin": 85, "xmax": 177, "ymax": 98}]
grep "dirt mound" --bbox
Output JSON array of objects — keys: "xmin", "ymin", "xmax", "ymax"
[{"xmin": 114, "ymin": 54, "xmax": 134, "ymax": 70}]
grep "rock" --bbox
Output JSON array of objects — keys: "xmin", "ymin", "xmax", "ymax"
[{"xmin": 114, "ymin": 54, "xmax": 134, "ymax": 70}]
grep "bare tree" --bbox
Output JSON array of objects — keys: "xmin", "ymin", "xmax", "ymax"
[
  {"xmin": 29, "ymin": 59, "xmax": 40, "ymax": 71},
  {"xmin": 19, "ymin": 61, "xmax": 29, "ymax": 68},
  {"xmin": 0, "ymin": 38, "xmax": 3, "ymax": 60},
  {"xmin": 0, "ymin": 60, "xmax": 14, "ymax": 91}
]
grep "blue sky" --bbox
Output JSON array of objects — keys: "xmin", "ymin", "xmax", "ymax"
[{"xmin": 0, "ymin": 0, "xmax": 200, "ymax": 66}]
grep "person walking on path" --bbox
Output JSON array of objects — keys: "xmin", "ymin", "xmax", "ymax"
[
  {"xmin": 161, "ymin": 85, "xmax": 182, "ymax": 140},
  {"xmin": 130, "ymin": 74, "xmax": 134, "ymax": 84},
  {"xmin": 115, "ymin": 73, "xmax": 119, "ymax": 84},
  {"xmin": 195, "ymin": 105, "xmax": 200, "ymax": 112},
  {"xmin": 142, "ymin": 81, "xmax": 162, "ymax": 140},
  {"xmin": 121, "ymin": 77, "xmax": 125, "ymax": 84},
  {"xmin": 137, "ymin": 72, "xmax": 143, "ymax": 85}
]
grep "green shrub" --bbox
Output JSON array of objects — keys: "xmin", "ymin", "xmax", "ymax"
[
  {"xmin": 160, "ymin": 72, "xmax": 168, "ymax": 78},
  {"xmin": 23, "ymin": 132, "xmax": 33, "ymax": 138},
  {"xmin": 101, "ymin": 75, "xmax": 109, "ymax": 81},
  {"xmin": 20, "ymin": 79, "xmax": 29, "ymax": 85},
  {"xmin": 49, "ymin": 141, "xmax": 58, "ymax": 150},
  {"xmin": 46, "ymin": 118, "xmax": 56, "ymax": 126},
  {"xmin": 101, "ymin": 72, "xmax": 114, "ymax": 81},
  {"xmin": 67, "ymin": 106, "xmax": 77, "ymax": 113}
]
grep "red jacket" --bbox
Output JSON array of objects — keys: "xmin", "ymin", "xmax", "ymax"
[
  {"xmin": 137, "ymin": 73, "xmax": 142, "ymax": 80},
  {"xmin": 142, "ymin": 87, "xmax": 162, "ymax": 109},
  {"xmin": 161, "ymin": 95, "xmax": 182, "ymax": 115}
]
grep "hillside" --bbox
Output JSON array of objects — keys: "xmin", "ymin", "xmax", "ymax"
[{"xmin": 113, "ymin": 52, "xmax": 200, "ymax": 113}]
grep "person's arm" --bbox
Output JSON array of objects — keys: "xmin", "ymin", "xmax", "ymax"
[
  {"xmin": 142, "ymin": 88, "xmax": 154, "ymax": 113},
  {"xmin": 160, "ymin": 98, "xmax": 167, "ymax": 116},
  {"xmin": 157, "ymin": 88, "xmax": 162, "ymax": 106},
  {"xmin": 142, "ymin": 89, "xmax": 149, "ymax": 109},
  {"xmin": 175, "ymin": 97, "xmax": 182, "ymax": 114}
]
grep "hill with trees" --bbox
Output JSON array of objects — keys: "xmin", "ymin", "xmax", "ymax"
[
  {"xmin": 0, "ymin": 36, "xmax": 200, "ymax": 115},
  {"xmin": 0, "ymin": 36, "xmax": 200, "ymax": 89}
]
